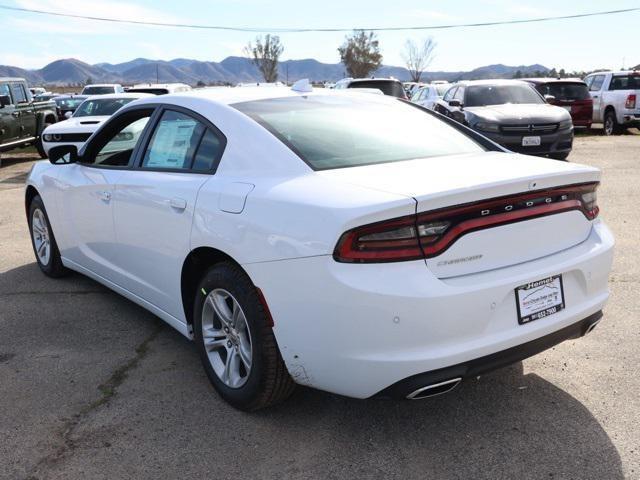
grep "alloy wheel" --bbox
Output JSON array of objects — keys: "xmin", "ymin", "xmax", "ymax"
[
  {"xmin": 32, "ymin": 208, "xmax": 51, "ymax": 265},
  {"xmin": 201, "ymin": 288, "xmax": 253, "ymax": 388}
]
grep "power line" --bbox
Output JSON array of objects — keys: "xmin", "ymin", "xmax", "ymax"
[{"xmin": 0, "ymin": 4, "xmax": 638, "ymax": 33}]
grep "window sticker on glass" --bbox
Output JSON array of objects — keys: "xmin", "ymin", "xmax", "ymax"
[{"xmin": 143, "ymin": 111, "xmax": 205, "ymax": 170}]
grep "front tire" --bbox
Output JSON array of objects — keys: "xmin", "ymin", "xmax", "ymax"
[
  {"xmin": 36, "ymin": 123, "xmax": 52, "ymax": 159},
  {"xmin": 28, "ymin": 195, "xmax": 69, "ymax": 277},
  {"xmin": 194, "ymin": 262, "xmax": 295, "ymax": 411}
]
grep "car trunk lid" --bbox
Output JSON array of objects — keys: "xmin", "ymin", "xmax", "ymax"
[{"xmin": 320, "ymin": 151, "xmax": 600, "ymax": 277}]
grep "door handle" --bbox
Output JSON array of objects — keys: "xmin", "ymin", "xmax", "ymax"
[
  {"xmin": 169, "ymin": 197, "xmax": 187, "ymax": 210},
  {"xmin": 99, "ymin": 191, "xmax": 111, "ymax": 202}
]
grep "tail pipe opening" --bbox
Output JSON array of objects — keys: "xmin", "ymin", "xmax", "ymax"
[{"xmin": 406, "ymin": 377, "xmax": 462, "ymax": 400}]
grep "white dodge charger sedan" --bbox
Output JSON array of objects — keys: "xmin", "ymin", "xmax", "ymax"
[
  {"xmin": 25, "ymin": 86, "xmax": 614, "ymax": 410},
  {"xmin": 41, "ymin": 93, "xmax": 153, "ymax": 155}
]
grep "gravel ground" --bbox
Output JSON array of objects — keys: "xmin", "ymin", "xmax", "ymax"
[{"xmin": 1, "ymin": 132, "xmax": 639, "ymax": 480}]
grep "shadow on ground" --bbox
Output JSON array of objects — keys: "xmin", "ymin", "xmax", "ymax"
[{"xmin": 0, "ymin": 263, "xmax": 624, "ymax": 480}]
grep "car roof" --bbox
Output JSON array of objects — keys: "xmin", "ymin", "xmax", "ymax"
[
  {"xmin": 588, "ymin": 70, "xmax": 640, "ymax": 76},
  {"xmin": 452, "ymin": 79, "xmax": 531, "ymax": 87},
  {"xmin": 522, "ymin": 77, "xmax": 587, "ymax": 84},
  {"xmin": 0, "ymin": 77, "xmax": 27, "ymax": 83},
  {"xmin": 131, "ymin": 83, "xmax": 190, "ymax": 88},
  {"xmin": 129, "ymin": 86, "xmax": 399, "ymax": 109},
  {"xmin": 54, "ymin": 94, "xmax": 89, "ymax": 99},
  {"xmin": 84, "ymin": 92, "xmax": 154, "ymax": 101},
  {"xmin": 348, "ymin": 78, "xmax": 401, "ymax": 84},
  {"xmin": 83, "ymin": 84, "xmax": 122, "ymax": 88}
]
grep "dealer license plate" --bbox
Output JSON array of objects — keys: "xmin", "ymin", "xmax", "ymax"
[
  {"xmin": 522, "ymin": 136, "xmax": 541, "ymax": 146},
  {"xmin": 515, "ymin": 275, "xmax": 565, "ymax": 324}
]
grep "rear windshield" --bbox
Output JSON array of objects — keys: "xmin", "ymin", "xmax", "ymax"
[
  {"xmin": 347, "ymin": 81, "xmax": 406, "ymax": 98},
  {"xmin": 609, "ymin": 74, "xmax": 640, "ymax": 90},
  {"xmin": 534, "ymin": 82, "xmax": 590, "ymax": 101},
  {"xmin": 465, "ymin": 84, "xmax": 544, "ymax": 107},
  {"xmin": 82, "ymin": 86, "xmax": 115, "ymax": 95},
  {"xmin": 74, "ymin": 98, "xmax": 135, "ymax": 117},
  {"xmin": 233, "ymin": 95, "xmax": 485, "ymax": 170}
]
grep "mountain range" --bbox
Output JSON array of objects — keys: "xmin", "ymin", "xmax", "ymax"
[{"xmin": 0, "ymin": 57, "xmax": 550, "ymax": 86}]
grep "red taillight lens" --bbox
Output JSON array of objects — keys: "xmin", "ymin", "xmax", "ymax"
[
  {"xmin": 625, "ymin": 94, "xmax": 636, "ymax": 109},
  {"xmin": 334, "ymin": 183, "xmax": 599, "ymax": 263}
]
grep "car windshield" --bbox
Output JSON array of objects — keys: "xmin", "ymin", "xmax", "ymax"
[
  {"xmin": 233, "ymin": 95, "xmax": 486, "ymax": 170},
  {"xmin": 465, "ymin": 84, "xmax": 544, "ymax": 107},
  {"xmin": 74, "ymin": 98, "xmax": 135, "ymax": 117},
  {"xmin": 609, "ymin": 74, "xmax": 640, "ymax": 90},
  {"xmin": 55, "ymin": 97, "xmax": 85, "ymax": 109},
  {"xmin": 347, "ymin": 81, "xmax": 406, "ymax": 98},
  {"xmin": 82, "ymin": 86, "xmax": 115, "ymax": 95},
  {"xmin": 534, "ymin": 82, "xmax": 590, "ymax": 101}
]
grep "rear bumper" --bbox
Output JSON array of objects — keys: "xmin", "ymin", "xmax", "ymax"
[
  {"xmin": 375, "ymin": 310, "xmax": 602, "ymax": 399},
  {"xmin": 480, "ymin": 127, "xmax": 574, "ymax": 156},
  {"xmin": 244, "ymin": 220, "xmax": 614, "ymax": 399},
  {"xmin": 621, "ymin": 113, "xmax": 640, "ymax": 126}
]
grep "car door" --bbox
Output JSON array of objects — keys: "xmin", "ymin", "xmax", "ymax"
[
  {"xmin": 10, "ymin": 83, "xmax": 36, "ymax": 139},
  {"xmin": 588, "ymin": 74, "xmax": 606, "ymax": 122},
  {"xmin": 0, "ymin": 83, "xmax": 21, "ymax": 144},
  {"xmin": 111, "ymin": 106, "xmax": 226, "ymax": 321},
  {"xmin": 54, "ymin": 107, "xmax": 157, "ymax": 282},
  {"xmin": 436, "ymin": 86, "xmax": 457, "ymax": 115}
]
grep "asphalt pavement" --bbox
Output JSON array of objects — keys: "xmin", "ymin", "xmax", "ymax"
[{"xmin": 1, "ymin": 132, "xmax": 639, "ymax": 479}]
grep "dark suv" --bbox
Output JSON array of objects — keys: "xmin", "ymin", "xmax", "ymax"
[
  {"xmin": 524, "ymin": 78, "xmax": 593, "ymax": 128},
  {"xmin": 434, "ymin": 80, "xmax": 574, "ymax": 160}
]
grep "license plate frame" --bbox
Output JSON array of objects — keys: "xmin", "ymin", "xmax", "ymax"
[
  {"xmin": 515, "ymin": 275, "xmax": 565, "ymax": 325},
  {"xmin": 522, "ymin": 136, "xmax": 541, "ymax": 146}
]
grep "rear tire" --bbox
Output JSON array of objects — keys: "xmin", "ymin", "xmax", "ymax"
[
  {"xmin": 28, "ymin": 195, "xmax": 69, "ymax": 277},
  {"xmin": 193, "ymin": 262, "xmax": 295, "ymax": 411},
  {"xmin": 36, "ymin": 122, "xmax": 52, "ymax": 159},
  {"xmin": 603, "ymin": 110, "xmax": 622, "ymax": 136}
]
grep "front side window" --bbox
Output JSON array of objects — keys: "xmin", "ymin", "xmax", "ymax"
[
  {"xmin": 10, "ymin": 84, "xmax": 27, "ymax": 103},
  {"xmin": 233, "ymin": 95, "xmax": 486, "ymax": 170},
  {"xmin": 443, "ymin": 87, "xmax": 456, "ymax": 102},
  {"xmin": 0, "ymin": 83, "xmax": 11, "ymax": 102},
  {"xmin": 83, "ymin": 109, "xmax": 153, "ymax": 167},
  {"xmin": 141, "ymin": 110, "xmax": 223, "ymax": 171},
  {"xmin": 589, "ymin": 75, "xmax": 605, "ymax": 91},
  {"xmin": 464, "ymin": 84, "xmax": 544, "ymax": 107}
]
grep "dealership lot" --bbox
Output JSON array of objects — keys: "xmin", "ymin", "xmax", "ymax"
[{"xmin": 1, "ymin": 133, "xmax": 639, "ymax": 479}]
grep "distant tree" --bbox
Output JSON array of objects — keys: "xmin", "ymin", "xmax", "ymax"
[
  {"xmin": 196, "ymin": 80, "xmax": 206, "ymax": 87},
  {"xmin": 244, "ymin": 34, "xmax": 284, "ymax": 83},
  {"xmin": 401, "ymin": 37, "xmax": 436, "ymax": 83},
  {"xmin": 338, "ymin": 30, "xmax": 383, "ymax": 78},
  {"xmin": 513, "ymin": 70, "xmax": 523, "ymax": 79},
  {"xmin": 548, "ymin": 68, "xmax": 558, "ymax": 78},
  {"xmin": 558, "ymin": 68, "xmax": 566, "ymax": 78},
  {"xmin": 85, "ymin": 76, "xmax": 93, "ymax": 85}
]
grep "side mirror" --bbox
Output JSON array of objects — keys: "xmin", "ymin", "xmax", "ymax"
[
  {"xmin": 64, "ymin": 111, "xmax": 73, "ymax": 119},
  {"xmin": 448, "ymin": 99, "xmax": 462, "ymax": 108},
  {"xmin": 48, "ymin": 145, "xmax": 79, "ymax": 165},
  {"xmin": 544, "ymin": 95, "xmax": 556, "ymax": 103},
  {"xmin": 0, "ymin": 95, "xmax": 10, "ymax": 108}
]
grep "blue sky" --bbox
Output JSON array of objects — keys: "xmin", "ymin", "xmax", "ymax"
[{"xmin": 0, "ymin": 0, "xmax": 638, "ymax": 71}]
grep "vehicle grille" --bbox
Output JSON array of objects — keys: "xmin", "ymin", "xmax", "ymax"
[{"xmin": 500, "ymin": 123, "xmax": 559, "ymax": 135}]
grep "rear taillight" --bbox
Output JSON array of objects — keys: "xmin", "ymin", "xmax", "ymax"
[
  {"xmin": 625, "ymin": 94, "xmax": 636, "ymax": 109},
  {"xmin": 334, "ymin": 183, "xmax": 599, "ymax": 263}
]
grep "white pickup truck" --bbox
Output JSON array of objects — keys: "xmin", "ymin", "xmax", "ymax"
[{"xmin": 584, "ymin": 70, "xmax": 640, "ymax": 135}]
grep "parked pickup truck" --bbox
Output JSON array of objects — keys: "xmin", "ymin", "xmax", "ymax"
[
  {"xmin": 0, "ymin": 78, "xmax": 58, "ymax": 160},
  {"xmin": 584, "ymin": 70, "xmax": 640, "ymax": 135}
]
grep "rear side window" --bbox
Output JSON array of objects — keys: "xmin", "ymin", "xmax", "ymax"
[
  {"xmin": 535, "ymin": 82, "xmax": 590, "ymax": 101},
  {"xmin": 233, "ymin": 95, "xmax": 485, "ymax": 170},
  {"xmin": 609, "ymin": 75, "xmax": 640, "ymax": 90},
  {"xmin": 141, "ymin": 109, "xmax": 224, "ymax": 172}
]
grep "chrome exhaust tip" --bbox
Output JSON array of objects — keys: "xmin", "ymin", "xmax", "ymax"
[
  {"xmin": 585, "ymin": 319, "xmax": 601, "ymax": 335},
  {"xmin": 406, "ymin": 377, "xmax": 462, "ymax": 400}
]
